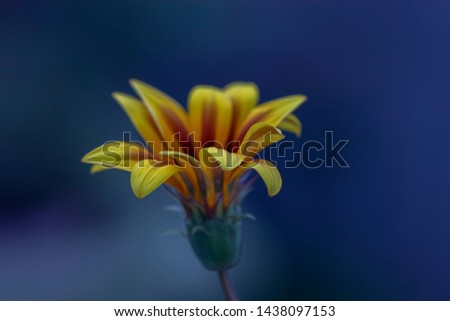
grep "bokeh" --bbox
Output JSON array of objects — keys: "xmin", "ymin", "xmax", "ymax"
[{"xmin": 1, "ymin": 0, "xmax": 449, "ymax": 300}]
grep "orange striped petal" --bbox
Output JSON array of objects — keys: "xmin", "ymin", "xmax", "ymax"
[
  {"xmin": 224, "ymin": 82, "xmax": 259, "ymax": 138},
  {"xmin": 112, "ymin": 92, "xmax": 164, "ymax": 153},
  {"xmin": 166, "ymin": 174, "xmax": 190, "ymax": 197},
  {"xmin": 197, "ymin": 148, "xmax": 220, "ymax": 207},
  {"xmin": 159, "ymin": 150, "xmax": 203, "ymax": 200},
  {"xmin": 239, "ymin": 122, "xmax": 284, "ymax": 158},
  {"xmin": 188, "ymin": 86, "xmax": 232, "ymax": 148},
  {"xmin": 130, "ymin": 79, "xmax": 189, "ymax": 147},
  {"xmin": 238, "ymin": 95, "xmax": 306, "ymax": 141}
]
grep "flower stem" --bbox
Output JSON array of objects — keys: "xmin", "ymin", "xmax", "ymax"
[{"xmin": 218, "ymin": 270, "xmax": 238, "ymax": 301}]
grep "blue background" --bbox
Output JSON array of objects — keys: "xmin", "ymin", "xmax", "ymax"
[{"xmin": 1, "ymin": 0, "xmax": 449, "ymax": 300}]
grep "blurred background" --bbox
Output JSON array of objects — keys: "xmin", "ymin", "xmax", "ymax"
[{"xmin": 1, "ymin": 0, "xmax": 449, "ymax": 300}]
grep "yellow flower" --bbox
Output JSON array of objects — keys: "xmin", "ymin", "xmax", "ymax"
[
  {"xmin": 82, "ymin": 79, "xmax": 306, "ymax": 273},
  {"xmin": 82, "ymin": 80, "xmax": 305, "ymax": 206}
]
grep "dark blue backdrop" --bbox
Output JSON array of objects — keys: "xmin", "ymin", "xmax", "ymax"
[{"xmin": 1, "ymin": 0, "xmax": 449, "ymax": 300}]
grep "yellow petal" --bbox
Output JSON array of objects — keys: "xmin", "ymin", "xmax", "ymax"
[
  {"xmin": 204, "ymin": 147, "xmax": 244, "ymax": 171},
  {"xmin": 188, "ymin": 86, "xmax": 232, "ymax": 147},
  {"xmin": 130, "ymin": 160, "xmax": 180, "ymax": 199},
  {"xmin": 243, "ymin": 159, "xmax": 282, "ymax": 196},
  {"xmin": 159, "ymin": 150, "xmax": 200, "ymax": 167},
  {"xmin": 130, "ymin": 79, "xmax": 189, "ymax": 145},
  {"xmin": 90, "ymin": 165, "xmax": 110, "ymax": 174},
  {"xmin": 112, "ymin": 92, "xmax": 164, "ymax": 152},
  {"xmin": 81, "ymin": 142, "xmax": 150, "ymax": 172},
  {"xmin": 224, "ymin": 82, "xmax": 259, "ymax": 136},
  {"xmin": 239, "ymin": 122, "xmax": 284, "ymax": 158},
  {"xmin": 278, "ymin": 114, "xmax": 302, "ymax": 137},
  {"xmin": 238, "ymin": 95, "xmax": 307, "ymax": 140}
]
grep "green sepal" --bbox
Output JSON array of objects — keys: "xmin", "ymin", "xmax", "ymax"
[{"xmin": 186, "ymin": 218, "xmax": 242, "ymax": 271}]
